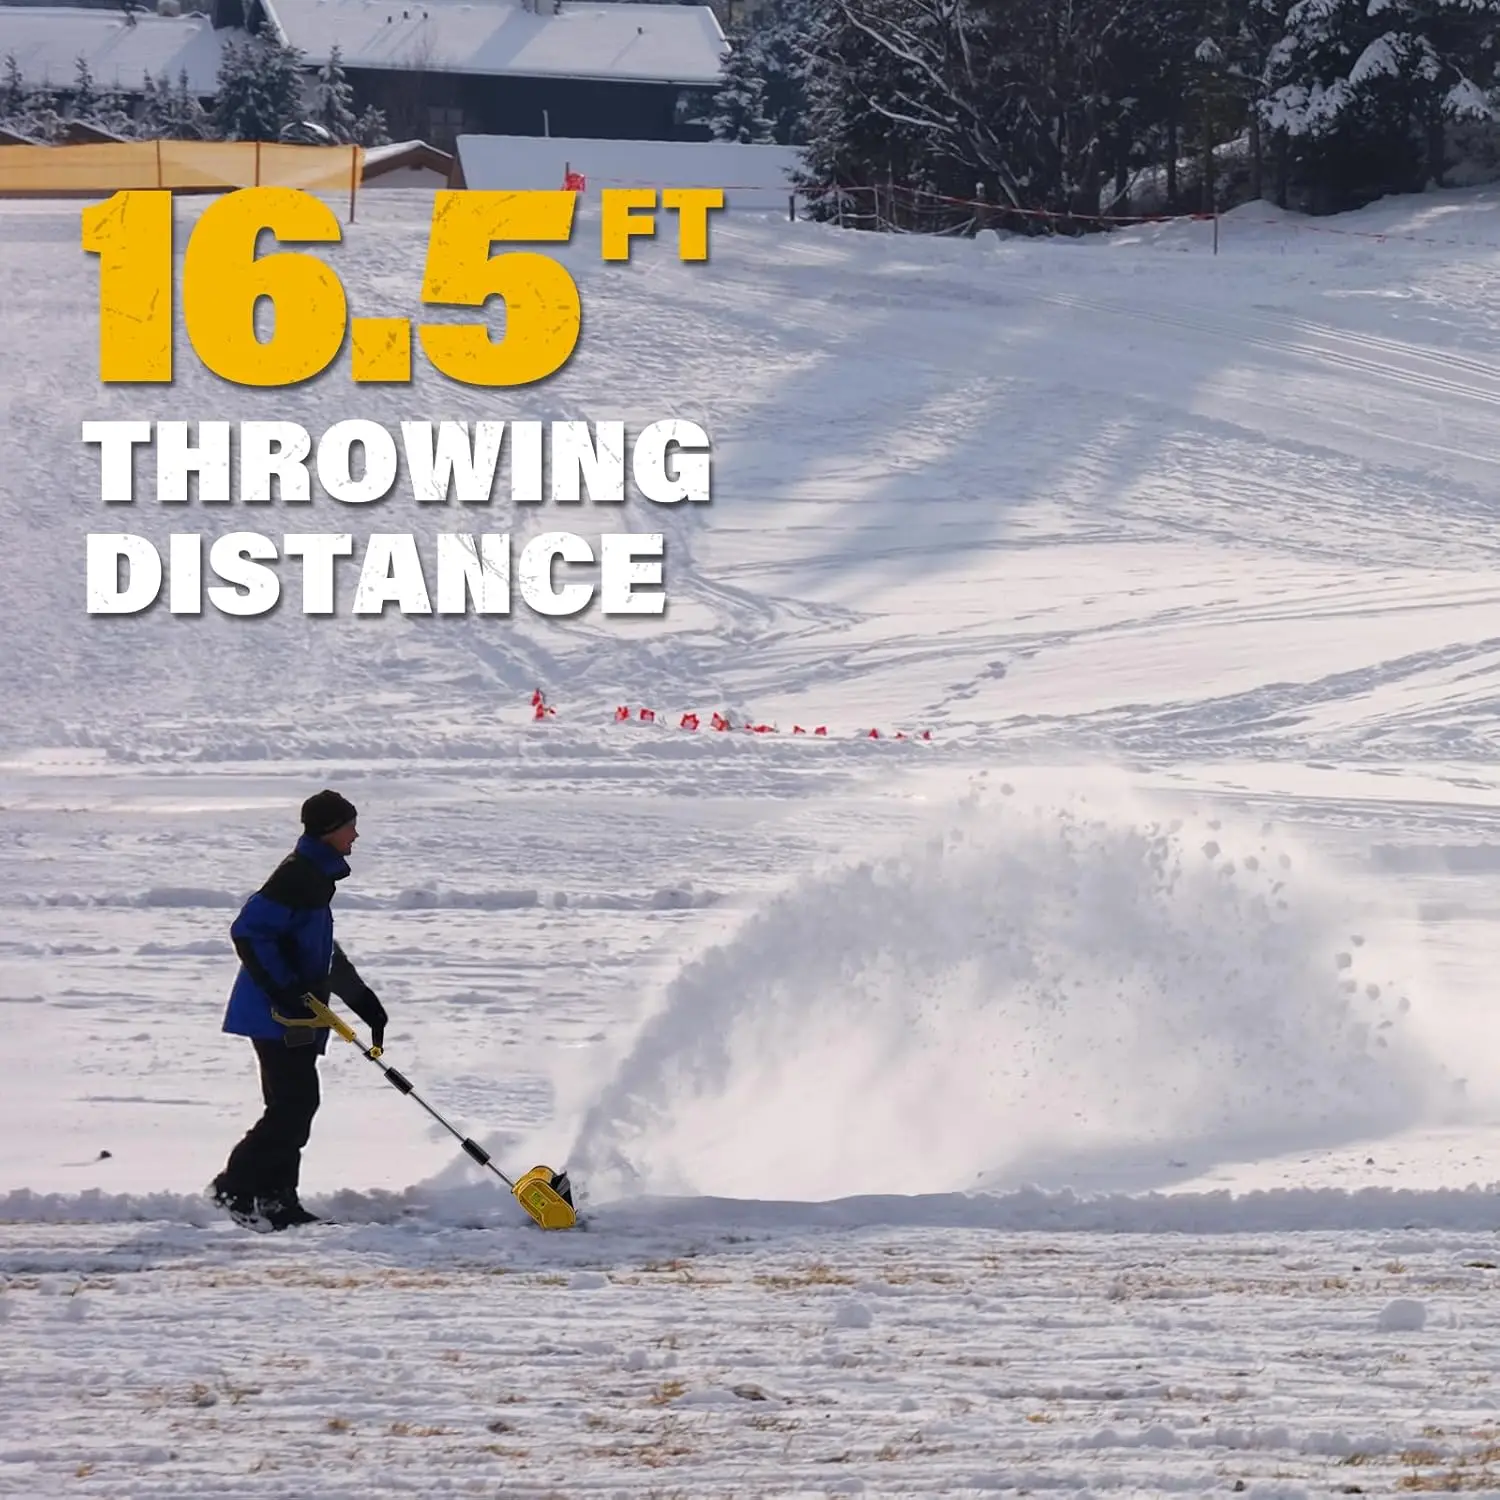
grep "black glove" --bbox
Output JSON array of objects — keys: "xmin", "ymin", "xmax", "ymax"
[
  {"xmin": 273, "ymin": 989, "xmax": 321, "ymax": 1047},
  {"xmin": 346, "ymin": 988, "xmax": 387, "ymax": 1051}
]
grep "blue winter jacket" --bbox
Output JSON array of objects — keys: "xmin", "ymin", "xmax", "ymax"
[{"xmin": 223, "ymin": 834, "xmax": 372, "ymax": 1052}]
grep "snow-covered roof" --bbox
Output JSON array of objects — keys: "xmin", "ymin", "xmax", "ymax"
[
  {"xmin": 260, "ymin": 0, "xmax": 728, "ymax": 86},
  {"xmin": 0, "ymin": 8, "xmax": 240, "ymax": 95},
  {"xmin": 362, "ymin": 137, "xmax": 450, "ymax": 167},
  {"xmin": 361, "ymin": 136, "xmax": 453, "ymax": 180},
  {"xmin": 455, "ymin": 133, "xmax": 801, "ymax": 207}
]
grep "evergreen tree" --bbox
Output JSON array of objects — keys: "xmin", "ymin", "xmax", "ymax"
[
  {"xmin": 1261, "ymin": 0, "xmax": 1500, "ymax": 207},
  {"xmin": 747, "ymin": 0, "xmax": 815, "ymax": 143},
  {"xmin": 65, "ymin": 61, "xmax": 139, "ymax": 138},
  {"xmin": 1185, "ymin": 0, "xmax": 1285, "ymax": 206},
  {"xmin": 354, "ymin": 103, "xmax": 391, "ymax": 146},
  {"xmin": 139, "ymin": 69, "xmax": 164, "ymax": 133},
  {"xmin": 799, "ymin": 0, "xmax": 1169, "ymax": 228},
  {"xmin": 163, "ymin": 69, "xmax": 213, "ymax": 139},
  {"xmin": 795, "ymin": 0, "xmax": 944, "ymax": 227},
  {"xmin": 69, "ymin": 56, "xmax": 97, "ymax": 120},
  {"xmin": 708, "ymin": 27, "xmax": 774, "ymax": 142},
  {"xmin": 136, "ymin": 67, "xmax": 212, "ymax": 139},
  {"xmin": 11, "ymin": 81, "xmax": 66, "ymax": 142},
  {"xmin": 212, "ymin": 34, "xmax": 306, "ymax": 141},
  {"xmin": 1, "ymin": 54, "xmax": 25, "ymax": 117},
  {"xmin": 310, "ymin": 43, "xmax": 359, "ymax": 141}
]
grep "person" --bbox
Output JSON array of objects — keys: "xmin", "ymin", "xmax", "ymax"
[{"xmin": 209, "ymin": 790, "xmax": 388, "ymax": 1231}]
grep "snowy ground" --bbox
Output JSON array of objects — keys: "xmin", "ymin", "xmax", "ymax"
[
  {"xmin": 4, "ymin": 185, "xmax": 1500, "ymax": 1494},
  {"xmin": 9, "ymin": 1219, "xmax": 1500, "ymax": 1498}
]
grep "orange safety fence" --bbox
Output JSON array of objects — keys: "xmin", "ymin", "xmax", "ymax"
[{"xmin": 0, "ymin": 141, "xmax": 364, "ymax": 197}]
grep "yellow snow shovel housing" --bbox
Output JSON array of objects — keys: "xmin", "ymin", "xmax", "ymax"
[{"xmin": 300, "ymin": 997, "xmax": 577, "ymax": 1230}]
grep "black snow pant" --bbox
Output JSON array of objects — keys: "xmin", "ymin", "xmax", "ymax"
[{"xmin": 220, "ymin": 1038, "xmax": 321, "ymax": 1204}]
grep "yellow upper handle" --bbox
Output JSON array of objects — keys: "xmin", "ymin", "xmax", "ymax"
[{"xmin": 304, "ymin": 996, "xmax": 382, "ymax": 1057}]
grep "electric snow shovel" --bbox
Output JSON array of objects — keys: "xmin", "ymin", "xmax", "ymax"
[{"xmin": 305, "ymin": 997, "xmax": 576, "ymax": 1230}]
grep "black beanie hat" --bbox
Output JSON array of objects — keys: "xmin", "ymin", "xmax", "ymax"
[{"xmin": 301, "ymin": 789, "xmax": 357, "ymax": 838}]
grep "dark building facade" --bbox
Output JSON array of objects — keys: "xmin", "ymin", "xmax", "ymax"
[{"xmin": 344, "ymin": 67, "xmax": 715, "ymax": 151}]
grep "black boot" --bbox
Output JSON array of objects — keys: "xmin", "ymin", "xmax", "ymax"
[
  {"xmin": 209, "ymin": 1174, "xmax": 271, "ymax": 1232},
  {"xmin": 255, "ymin": 1192, "xmax": 323, "ymax": 1231}
]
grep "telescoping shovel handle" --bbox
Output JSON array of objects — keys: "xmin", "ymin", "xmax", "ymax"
[
  {"xmin": 303, "ymin": 996, "xmax": 498, "ymax": 1171},
  {"xmin": 302, "ymin": 997, "xmax": 577, "ymax": 1230}
]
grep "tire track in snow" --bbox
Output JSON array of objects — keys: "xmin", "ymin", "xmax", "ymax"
[{"xmin": 1039, "ymin": 289, "xmax": 1500, "ymax": 416}]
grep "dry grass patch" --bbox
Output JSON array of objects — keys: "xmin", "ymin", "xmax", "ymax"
[
  {"xmin": 637, "ymin": 1433, "xmax": 696, "ymax": 1468},
  {"xmin": 755, "ymin": 1261, "xmax": 856, "ymax": 1290},
  {"xmin": 1400, "ymin": 1470, "xmax": 1491, "ymax": 1491},
  {"xmin": 747, "ymin": 1414, "xmax": 800, "ymax": 1432},
  {"xmin": 1396, "ymin": 1439, "xmax": 1500, "ymax": 1490}
]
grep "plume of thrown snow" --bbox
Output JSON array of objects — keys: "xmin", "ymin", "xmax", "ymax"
[{"xmin": 567, "ymin": 774, "xmax": 1446, "ymax": 1203}]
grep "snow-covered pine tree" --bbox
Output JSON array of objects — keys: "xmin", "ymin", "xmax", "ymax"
[
  {"xmin": 212, "ymin": 34, "xmax": 307, "ymax": 141},
  {"xmin": 1092, "ymin": 0, "xmax": 1193, "ymax": 214},
  {"xmin": 1182, "ymin": 0, "xmax": 1284, "ymax": 208},
  {"xmin": 310, "ymin": 43, "xmax": 359, "ymax": 141},
  {"xmin": 801, "ymin": 0, "xmax": 1169, "ymax": 230},
  {"xmin": 746, "ymin": 0, "xmax": 814, "ymax": 144},
  {"xmin": 64, "ymin": 58, "xmax": 138, "ymax": 138},
  {"xmin": 708, "ymin": 27, "xmax": 774, "ymax": 142},
  {"xmin": 1, "ymin": 54, "xmax": 25, "ymax": 118},
  {"xmin": 354, "ymin": 103, "xmax": 390, "ymax": 146},
  {"xmin": 999, "ymin": 0, "xmax": 1186, "ymax": 221},
  {"xmin": 795, "ymin": 0, "xmax": 950, "ymax": 228},
  {"xmin": 1261, "ymin": 0, "xmax": 1500, "ymax": 208},
  {"xmin": 90, "ymin": 90, "xmax": 140, "ymax": 138},
  {"xmin": 136, "ymin": 67, "xmax": 212, "ymax": 138},
  {"xmin": 8, "ymin": 78, "xmax": 65, "ymax": 142},
  {"xmin": 162, "ymin": 69, "xmax": 212, "ymax": 139},
  {"xmin": 68, "ymin": 56, "xmax": 98, "ymax": 121},
  {"xmin": 138, "ymin": 69, "xmax": 164, "ymax": 133}
]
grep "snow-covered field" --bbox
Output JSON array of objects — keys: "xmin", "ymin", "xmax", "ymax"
[{"xmin": 4, "ymin": 185, "xmax": 1500, "ymax": 1495}]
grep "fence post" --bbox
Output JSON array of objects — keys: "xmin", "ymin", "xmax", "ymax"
[
  {"xmin": 1213, "ymin": 209, "xmax": 1219, "ymax": 255},
  {"xmin": 788, "ymin": 192, "xmax": 795, "ymax": 222},
  {"xmin": 349, "ymin": 143, "xmax": 358, "ymax": 224}
]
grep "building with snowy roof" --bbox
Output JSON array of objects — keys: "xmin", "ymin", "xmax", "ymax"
[
  {"xmin": 0, "ymin": 0, "xmax": 730, "ymax": 150},
  {"xmin": 0, "ymin": 6, "xmax": 237, "ymax": 99},
  {"xmin": 248, "ymin": 0, "xmax": 729, "ymax": 149}
]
